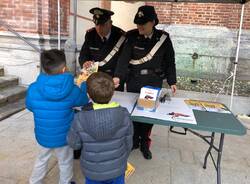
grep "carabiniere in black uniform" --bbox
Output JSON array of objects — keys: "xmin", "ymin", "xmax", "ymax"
[
  {"xmin": 75, "ymin": 8, "xmax": 126, "ymax": 160},
  {"xmin": 115, "ymin": 28, "xmax": 177, "ymax": 158},
  {"xmin": 78, "ymin": 25, "xmax": 125, "ymax": 78}
]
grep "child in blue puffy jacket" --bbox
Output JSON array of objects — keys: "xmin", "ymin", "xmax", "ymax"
[{"xmin": 26, "ymin": 49, "xmax": 88, "ymax": 184}]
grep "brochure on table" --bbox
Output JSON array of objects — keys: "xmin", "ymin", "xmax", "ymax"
[
  {"xmin": 132, "ymin": 97, "xmax": 197, "ymax": 125},
  {"xmin": 112, "ymin": 91, "xmax": 197, "ymax": 125},
  {"xmin": 184, "ymin": 99, "xmax": 231, "ymax": 114}
]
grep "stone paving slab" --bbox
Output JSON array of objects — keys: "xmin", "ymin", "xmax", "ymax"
[{"xmin": 0, "ymin": 110, "xmax": 250, "ymax": 184}]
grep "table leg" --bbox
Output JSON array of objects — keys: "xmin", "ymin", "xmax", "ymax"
[
  {"xmin": 203, "ymin": 132, "xmax": 215, "ymax": 169},
  {"xmin": 175, "ymin": 129, "xmax": 225, "ymax": 184},
  {"xmin": 217, "ymin": 133, "xmax": 225, "ymax": 184}
]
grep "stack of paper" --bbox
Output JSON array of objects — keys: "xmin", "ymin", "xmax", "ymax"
[
  {"xmin": 132, "ymin": 98, "xmax": 197, "ymax": 125},
  {"xmin": 137, "ymin": 86, "xmax": 161, "ymax": 112}
]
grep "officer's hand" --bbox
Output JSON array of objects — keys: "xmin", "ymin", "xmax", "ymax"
[
  {"xmin": 82, "ymin": 61, "xmax": 94, "ymax": 69},
  {"xmin": 113, "ymin": 77, "xmax": 120, "ymax": 88},
  {"xmin": 171, "ymin": 85, "xmax": 177, "ymax": 96}
]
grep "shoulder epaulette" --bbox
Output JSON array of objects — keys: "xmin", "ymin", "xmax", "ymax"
[
  {"xmin": 125, "ymin": 29, "xmax": 138, "ymax": 38},
  {"xmin": 159, "ymin": 29, "xmax": 169, "ymax": 36},
  {"xmin": 126, "ymin": 29, "xmax": 137, "ymax": 35},
  {"xmin": 155, "ymin": 30, "xmax": 169, "ymax": 40},
  {"xmin": 113, "ymin": 26, "xmax": 125, "ymax": 35},
  {"xmin": 120, "ymin": 29, "xmax": 126, "ymax": 35},
  {"xmin": 86, "ymin": 27, "xmax": 95, "ymax": 33}
]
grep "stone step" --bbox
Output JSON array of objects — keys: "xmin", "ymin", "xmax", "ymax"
[
  {"xmin": 0, "ymin": 99, "xmax": 25, "ymax": 121},
  {"xmin": 0, "ymin": 75, "xmax": 19, "ymax": 89},
  {"xmin": 0, "ymin": 85, "xmax": 26, "ymax": 107},
  {"xmin": 0, "ymin": 66, "xmax": 4, "ymax": 76}
]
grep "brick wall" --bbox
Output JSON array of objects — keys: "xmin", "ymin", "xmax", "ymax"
[
  {"xmin": 146, "ymin": 2, "xmax": 250, "ymax": 30},
  {"xmin": 0, "ymin": 0, "xmax": 69, "ymax": 35},
  {"xmin": 1, "ymin": 1, "xmax": 249, "ymax": 35}
]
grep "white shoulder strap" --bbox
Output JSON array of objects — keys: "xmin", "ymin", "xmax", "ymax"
[
  {"xmin": 129, "ymin": 34, "xmax": 167, "ymax": 65},
  {"xmin": 98, "ymin": 35, "xmax": 126, "ymax": 67}
]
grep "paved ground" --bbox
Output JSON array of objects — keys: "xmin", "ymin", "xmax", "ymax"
[{"xmin": 0, "ymin": 90, "xmax": 250, "ymax": 184}]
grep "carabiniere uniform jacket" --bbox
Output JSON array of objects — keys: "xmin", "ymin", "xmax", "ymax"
[
  {"xmin": 78, "ymin": 25, "xmax": 125, "ymax": 77},
  {"xmin": 114, "ymin": 28, "xmax": 177, "ymax": 93}
]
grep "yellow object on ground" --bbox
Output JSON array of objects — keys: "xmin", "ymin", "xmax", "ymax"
[{"xmin": 125, "ymin": 162, "xmax": 135, "ymax": 179}]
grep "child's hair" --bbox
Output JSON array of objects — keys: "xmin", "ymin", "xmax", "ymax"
[
  {"xmin": 41, "ymin": 49, "xmax": 66, "ymax": 74},
  {"xmin": 86, "ymin": 72, "xmax": 115, "ymax": 104}
]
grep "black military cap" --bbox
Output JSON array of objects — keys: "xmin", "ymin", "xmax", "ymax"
[
  {"xmin": 134, "ymin": 5, "xmax": 159, "ymax": 26},
  {"xmin": 89, "ymin": 7, "xmax": 114, "ymax": 25}
]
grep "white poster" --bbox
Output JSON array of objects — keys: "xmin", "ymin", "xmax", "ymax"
[
  {"xmin": 132, "ymin": 98, "xmax": 197, "ymax": 125},
  {"xmin": 112, "ymin": 92, "xmax": 197, "ymax": 125}
]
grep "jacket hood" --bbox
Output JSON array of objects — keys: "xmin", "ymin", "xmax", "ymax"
[
  {"xmin": 83, "ymin": 107, "xmax": 125, "ymax": 140},
  {"xmin": 37, "ymin": 72, "xmax": 74, "ymax": 100}
]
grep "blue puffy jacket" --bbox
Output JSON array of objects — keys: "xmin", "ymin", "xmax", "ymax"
[{"xmin": 26, "ymin": 72, "xmax": 88, "ymax": 148}]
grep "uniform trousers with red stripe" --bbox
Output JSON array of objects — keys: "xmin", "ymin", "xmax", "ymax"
[
  {"xmin": 133, "ymin": 121, "xmax": 153, "ymax": 148},
  {"xmin": 126, "ymin": 73, "xmax": 162, "ymax": 149}
]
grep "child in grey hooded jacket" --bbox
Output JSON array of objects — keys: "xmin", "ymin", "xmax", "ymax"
[{"xmin": 67, "ymin": 72, "xmax": 133, "ymax": 184}]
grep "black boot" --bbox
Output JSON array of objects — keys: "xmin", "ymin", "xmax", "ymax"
[
  {"xmin": 140, "ymin": 144, "xmax": 152, "ymax": 160},
  {"xmin": 73, "ymin": 149, "xmax": 81, "ymax": 159},
  {"xmin": 132, "ymin": 138, "xmax": 140, "ymax": 150},
  {"xmin": 132, "ymin": 122, "xmax": 140, "ymax": 150},
  {"xmin": 132, "ymin": 143, "xmax": 139, "ymax": 150}
]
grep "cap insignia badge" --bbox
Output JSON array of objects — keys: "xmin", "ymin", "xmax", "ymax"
[
  {"xmin": 138, "ymin": 11, "xmax": 144, "ymax": 18},
  {"xmin": 94, "ymin": 9, "xmax": 103, "ymax": 15}
]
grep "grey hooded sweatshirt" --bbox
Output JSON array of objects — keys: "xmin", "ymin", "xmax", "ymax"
[{"xmin": 67, "ymin": 106, "xmax": 133, "ymax": 181}]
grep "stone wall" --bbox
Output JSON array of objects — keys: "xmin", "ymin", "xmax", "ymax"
[
  {"xmin": 158, "ymin": 24, "xmax": 250, "ymax": 81},
  {"xmin": 158, "ymin": 24, "xmax": 250, "ymax": 96},
  {"xmin": 0, "ymin": 32, "xmax": 67, "ymax": 85}
]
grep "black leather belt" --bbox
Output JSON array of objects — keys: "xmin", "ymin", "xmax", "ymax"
[
  {"xmin": 130, "ymin": 69, "xmax": 164, "ymax": 78},
  {"xmin": 100, "ymin": 69, "xmax": 112, "ymax": 74},
  {"xmin": 104, "ymin": 69, "xmax": 112, "ymax": 73},
  {"xmin": 139, "ymin": 69, "xmax": 152, "ymax": 75},
  {"xmin": 138, "ymin": 69, "xmax": 155, "ymax": 75}
]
